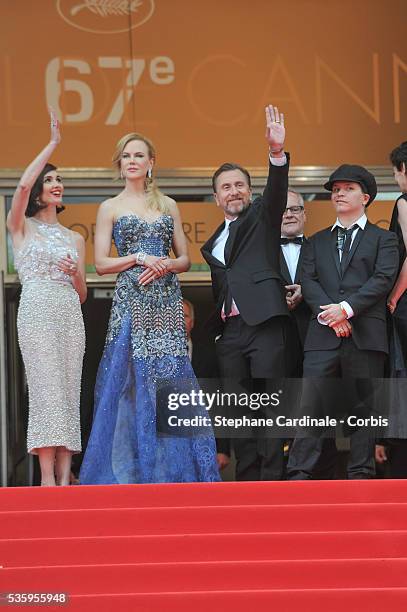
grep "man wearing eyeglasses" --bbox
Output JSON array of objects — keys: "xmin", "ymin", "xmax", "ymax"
[{"xmin": 280, "ymin": 190, "xmax": 311, "ymax": 375}]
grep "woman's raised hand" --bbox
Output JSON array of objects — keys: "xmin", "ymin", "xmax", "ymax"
[{"xmin": 49, "ymin": 108, "xmax": 61, "ymax": 145}]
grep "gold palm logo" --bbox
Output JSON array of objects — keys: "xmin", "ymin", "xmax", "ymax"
[
  {"xmin": 70, "ymin": 0, "xmax": 142, "ymax": 17},
  {"xmin": 56, "ymin": 0, "xmax": 155, "ymax": 34}
]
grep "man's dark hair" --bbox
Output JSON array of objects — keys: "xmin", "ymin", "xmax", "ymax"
[
  {"xmin": 212, "ymin": 163, "xmax": 251, "ymax": 192},
  {"xmin": 390, "ymin": 141, "xmax": 407, "ymax": 171}
]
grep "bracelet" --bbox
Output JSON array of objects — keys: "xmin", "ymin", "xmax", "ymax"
[{"xmin": 135, "ymin": 252, "xmax": 146, "ymax": 265}]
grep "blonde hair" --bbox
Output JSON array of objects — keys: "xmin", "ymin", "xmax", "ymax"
[{"xmin": 112, "ymin": 132, "xmax": 170, "ymax": 214}]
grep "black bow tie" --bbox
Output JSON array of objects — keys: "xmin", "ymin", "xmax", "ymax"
[{"xmin": 280, "ymin": 236, "xmax": 303, "ymax": 245}]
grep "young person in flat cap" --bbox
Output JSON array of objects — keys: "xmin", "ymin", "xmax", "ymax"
[{"xmin": 287, "ymin": 164, "xmax": 399, "ymax": 480}]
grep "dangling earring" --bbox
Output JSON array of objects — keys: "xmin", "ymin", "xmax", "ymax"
[
  {"xmin": 145, "ymin": 167, "xmax": 153, "ymax": 191},
  {"xmin": 120, "ymin": 168, "xmax": 125, "ymax": 180}
]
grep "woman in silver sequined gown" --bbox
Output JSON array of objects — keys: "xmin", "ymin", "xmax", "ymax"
[
  {"xmin": 79, "ymin": 133, "xmax": 220, "ymax": 484},
  {"xmin": 6, "ymin": 111, "xmax": 87, "ymax": 486}
]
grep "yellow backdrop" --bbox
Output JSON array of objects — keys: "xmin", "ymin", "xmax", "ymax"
[{"xmin": 0, "ymin": 0, "xmax": 405, "ymax": 169}]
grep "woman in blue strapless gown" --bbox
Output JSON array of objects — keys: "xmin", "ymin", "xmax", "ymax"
[{"xmin": 80, "ymin": 133, "xmax": 220, "ymax": 484}]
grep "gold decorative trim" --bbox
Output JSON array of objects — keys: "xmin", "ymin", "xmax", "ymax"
[{"xmin": 0, "ymin": 166, "xmax": 397, "ymax": 192}]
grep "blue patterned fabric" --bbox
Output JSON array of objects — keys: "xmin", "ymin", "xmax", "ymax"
[{"xmin": 80, "ymin": 215, "xmax": 220, "ymax": 484}]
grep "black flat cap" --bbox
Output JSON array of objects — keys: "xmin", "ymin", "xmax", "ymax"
[{"xmin": 324, "ymin": 164, "xmax": 377, "ymax": 206}]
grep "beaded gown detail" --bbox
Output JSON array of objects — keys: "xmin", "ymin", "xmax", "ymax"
[
  {"xmin": 80, "ymin": 214, "xmax": 220, "ymax": 484},
  {"xmin": 14, "ymin": 217, "xmax": 85, "ymax": 454}
]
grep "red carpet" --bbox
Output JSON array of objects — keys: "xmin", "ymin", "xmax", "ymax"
[{"xmin": 1, "ymin": 480, "xmax": 407, "ymax": 611}]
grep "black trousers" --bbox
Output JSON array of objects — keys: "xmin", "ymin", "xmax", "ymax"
[
  {"xmin": 287, "ymin": 338, "xmax": 385, "ymax": 480},
  {"xmin": 215, "ymin": 315, "xmax": 293, "ymax": 481},
  {"xmin": 382, "ymin": 440, "xmax": 407, "ymax": 478}
]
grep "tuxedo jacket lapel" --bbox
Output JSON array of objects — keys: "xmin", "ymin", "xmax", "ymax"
[
  {"xmin": 280, "ymin": 250, "xmax": 291, "ymax": 284},
  {"xmin": 224, "ymin": 219, "xmax": 239, "ymax": 264},
  {"xmin": 330, "ymin": 229, "xmax": 341, "ymax": 277},
  {"xmin": 225, "ymin": 211, "xmax": 251, "ymax": 265},
  {"xmin": 294, "ymin": 240, "xmax": 307, "ymax": 284},
  {"xmin": 205, "ymin": 251, "xmax": 225, "ymax": 268},
  {"xmin": 202, "ymin": 222, "xmax": 226, "ymax": 267}
]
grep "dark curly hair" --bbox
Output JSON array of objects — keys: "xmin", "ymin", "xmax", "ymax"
[
  {"xmin": 390, "ymin": 141, "xmax": 407, "ymax": 171},
  {"xmin": 25, "ymin": 163, "xmax": 65, "ymax": 217}
]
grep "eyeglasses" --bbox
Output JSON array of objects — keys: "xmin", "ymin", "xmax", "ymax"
[{"xmin": 283, "ymin": 206, "xmax": 304, "ymax": 215}]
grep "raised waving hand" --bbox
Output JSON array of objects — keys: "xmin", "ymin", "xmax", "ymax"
[
  {"xmin": 265, "ymin": 105, "xmax": 285, "ymax": 155},
  {"xmin": 7, "ymin": 108, "xmax": 61, "ymax": 238}
]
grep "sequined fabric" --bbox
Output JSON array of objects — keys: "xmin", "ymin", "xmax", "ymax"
[
  {"xmin": 80, "ymin": 214, "xmax": 220, "ymax": 484},
  {"xmin": 14, "ymin": 218, "xmax": 85, "ymax": 454},
  {"xmin": 105, "ymin": 214, "xmax": 187, "ymax": 358}
]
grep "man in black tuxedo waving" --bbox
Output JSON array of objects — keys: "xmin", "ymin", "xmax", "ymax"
[
  {"xmin": 201, "ymin": 105, "xmax": 290, "ymax": 481},
  {"xmin": 287, "ymin": 165, "xmax": 399, "ymax": 480}
]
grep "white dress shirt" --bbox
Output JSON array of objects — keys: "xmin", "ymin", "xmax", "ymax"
[
  {"xmin": 211, "ymin": 218, "xmax": 236, "ymax": 265},
  {"xmin": 331, "ymin": 213, "xmax": 367, "ymax": 257},
  {"xmin": 281, "ymin": 235, "xmax": 304, "ymax": 283}
]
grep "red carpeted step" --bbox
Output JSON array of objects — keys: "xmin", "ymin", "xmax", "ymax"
[
  {"xmin": 67, "ymin": 588, "xmax": 407, "ymax": 612},
  {"xmin": 68, "ymin": 588, "xmax": 407, "ymax": 612},
  {"xmin": 2, "ymin": 482, "xmax": 407, "ymax": 608},
  {"xmin": 2, "ymin": 530, "xmax": 407, "ymax": 568},
  {"xmin": 2, "ymin": 559, "xmax": 407, "ymax": 594},
  {"xmin": 1, "ymin": 480, "xmax": 407, "ymax": 511},
  {"xmin": 3, "ymin": 589, "xmax": 407, "ymax": 612},
  {"xmin": 1, "ymin": 502, "xmax": 407, "ymax": 539}
]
